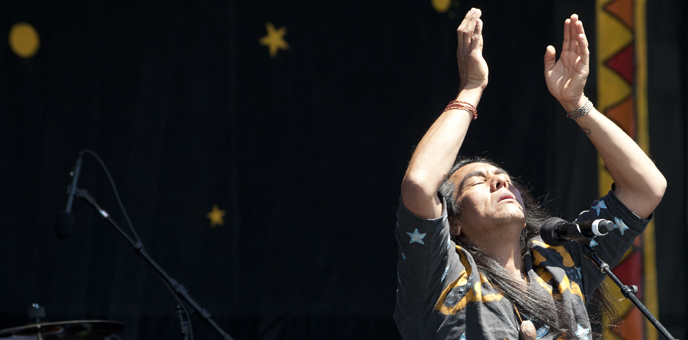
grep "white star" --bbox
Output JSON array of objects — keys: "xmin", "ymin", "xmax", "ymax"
[
  {"xmin": 591, "ymin": 200, "xmax": 607, "ymax": 215},
  {"xmin": 574, "ymin": 323, "xmax": 590, "ymax": 339},
  {"xmin": 407, "ymin": 229, "xmax": 427, "ymax": 245},
  {"xmin": 614, "ymin": 217, "xmax": 629, "ymax": 235}
]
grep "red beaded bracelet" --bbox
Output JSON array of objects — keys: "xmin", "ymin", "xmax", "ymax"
[{"xmin": 443, "ymin": 100, "xmax": 478, "ymax": 120}]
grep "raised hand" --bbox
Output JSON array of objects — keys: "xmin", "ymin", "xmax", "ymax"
[
  {"xmin": 544, "ymin": 14, "xmax": 589, "ymax": 112},
  {"xmin": 457, "ymin": 8, "xmax": 488, "ymax": 92}
]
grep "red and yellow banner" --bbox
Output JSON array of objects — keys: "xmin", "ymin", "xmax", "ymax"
[{"xmin": 596, "ymin": 0, "xmax": 657, "ymax": 339}]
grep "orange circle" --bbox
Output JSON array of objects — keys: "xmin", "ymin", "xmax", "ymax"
[
  {"xmin": 9, "ymin": 22, "xmax": 40, "ymax": 58},
  {"xmin": 432, "ymin": 0, "xmax": 451, "ymax": 13}
]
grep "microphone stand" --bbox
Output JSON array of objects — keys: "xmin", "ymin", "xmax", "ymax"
[
  {"xmin": 582, "ymin": 245, "xmax": 675, "ymax": 340},
  {"xmin": 75, "ymin": 188, "xmax": 234, "ymax": 340}
]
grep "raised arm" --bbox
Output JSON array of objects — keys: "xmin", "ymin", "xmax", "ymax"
[
  {"xmin": 401, "ymin": 8, "xmax": 487, "ymax": 219},
  {"xmin": 544, "ymin": 14, "xmax": 666, "ymax": 219}
]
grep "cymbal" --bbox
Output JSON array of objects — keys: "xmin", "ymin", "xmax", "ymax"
[{"xmin": 0, "ymin": 320, "xmax": 125, "ymax": 340}]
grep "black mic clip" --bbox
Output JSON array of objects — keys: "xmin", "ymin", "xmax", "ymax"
[{"xmin": 76, "ymin": 189, "xmax": 110, "ymax": 219}]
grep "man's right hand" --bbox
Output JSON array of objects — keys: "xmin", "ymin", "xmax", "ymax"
[
  {"xmin": 401, "ymin": 8, "xmax": 488, "ymax": 220},
  {"xmin": 457, "ymin": 8, "xmax": 488, "ymax": 93}
]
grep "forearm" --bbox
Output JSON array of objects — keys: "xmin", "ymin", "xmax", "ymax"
[
  {"xmin": 402, "ymin": 8, "xmax": 486, "ymax": 219},
  {"xmin": 401, "ymin": 88, "xmax": 482, "ymax": 218},
  {"xmin": 545, "ymin": 14, "xmax": 665, "ymax": 218},
  {"xmin": 572, "ymin": 103, "xmax": 666, "ymax": 219}
]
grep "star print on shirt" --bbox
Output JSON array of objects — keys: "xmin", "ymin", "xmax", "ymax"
[
  {"xmin": 591, "ymin": 200, "xmax": 607, "ymax": 215},
  {"xmin": 574, "ymin": 323, "xmax": 590, "ymax": 339},
  {"xmin": 614, "ymin": 217, "xmax": 630, "ymax": 235},
  {"xmin": 407, "ymin": 229, "xmax": 427, "ymax": 245}
]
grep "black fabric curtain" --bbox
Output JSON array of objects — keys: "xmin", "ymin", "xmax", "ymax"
[{"xmin": 0, "ymin": 0, "xmax": 685, "ymax": 339}]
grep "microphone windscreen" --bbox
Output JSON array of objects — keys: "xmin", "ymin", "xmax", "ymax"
[
  {"xmin": 55, "ymin": 211, "xmax": 75, "ymax": 239},
  {"xmin": 539, "ymin": 217, "xmax": 566, "ymax": 246}
]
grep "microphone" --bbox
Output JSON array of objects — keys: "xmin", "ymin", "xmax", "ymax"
[
  {"xmin": 55, "ymin": 154, "xmax": 84, "ymax": 239},
  {"xmin": 540, "ymin": 217, "xmax": 615, "ymax": 246}
]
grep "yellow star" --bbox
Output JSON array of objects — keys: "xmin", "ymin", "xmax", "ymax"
[
  {"xmin": 206, "ymin": 204, "xmax": 226, "ymax": 227},
  {"xmin": 259, "ymin": 22, "xmax": 289, "ymax": 58}
]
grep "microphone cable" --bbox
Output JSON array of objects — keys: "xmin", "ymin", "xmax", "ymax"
[{"xmin": 77, "ymin": 149, "xmax": 143, "ymax": 245}]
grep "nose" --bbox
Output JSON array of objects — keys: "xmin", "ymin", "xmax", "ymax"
[{"xmin": 491, "ymin": 174, "xmax": 508, "ymax": 191}]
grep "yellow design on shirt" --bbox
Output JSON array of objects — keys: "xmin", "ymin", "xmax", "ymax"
[
  {"xmin": 569, "ymin": 280, "xmax": 585, "ymax": 303},
  {"xmin": 434, "ymin": 247, "xmax": 504, "ymax": 314},
  {"xmin": 532, "ymin": 240, "xmax": 575, "ymax": 267},
  {"xmin": 532, "ymin": 246, "xmax": 585, "ymax": 303},
  {"xmin": 435, "ymin": 244, "xmax": 585, "ymax": 315},
  {"xmin": 534, "ymin": 267, "xmax": 554, "ymax": 294}
]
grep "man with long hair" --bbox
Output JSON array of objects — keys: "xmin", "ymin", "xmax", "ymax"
[{"xmin": 394, "ymin": 8, "xmax": 666, "ymax": 340}]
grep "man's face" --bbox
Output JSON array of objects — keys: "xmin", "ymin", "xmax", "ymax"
[{"xmin": 449, "ymin": 162, "xmax": 526, "ymax": 240}]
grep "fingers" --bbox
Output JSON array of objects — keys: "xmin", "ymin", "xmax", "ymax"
[
  {"xmin": 575, "ymin": 19, "xmax": 590, "ymax": 56},
  {"xmin": 569, "ymin": 14, "xmax": 582, "ymax": 54},
  {"xmin": 544, "ymin": 45, "xmax": 556, "ymax": 73},
  {"xmin": 575, "ymin": 22, "xmax": 590, "ymax": 70},
  {"xmin": 473, "ymin": 19, "xmax": 484, "ymax": 51},
  {"xmin": 457, "ymin": 8, "xmax": 482, "ymax": 48},
  {"xmin": 474, "ymin": 15, "xmax": 483, "ymax": 35},
  {"xmin": 562, "ymin": 14, "xmax": 590, "ymax": 59},
  {"xmin": 576, "ymin": 16, "xmax": 587, "ymax": 36},
  {"xmin": 562, "ymin": 18, "xmax": 571, "ymax": 52},
  {"xmin": 569, "ymin": 15, "xmax": 579, "ymax": 53},
  {"xmin": 456, "ymin": 8, "xmax": 488, "ymax": 91},
  {"xmin": 461, "ymin": 8, "xmax": 482, "ymax": 28}
]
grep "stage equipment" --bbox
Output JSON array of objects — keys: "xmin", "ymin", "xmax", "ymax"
[
  {"xmin": 0, "ymin": 320, "xmax": 125, "ymax": 340},
  {"xmin": 56, "ymin": 150, "xmax": 234, "ymax": 340},
  {"xmin": 540, "ymin": 217, "xmax": 614, "ymax": 246},
  {"xmin": 582, "ymin": 245, "xmax": 675, "ymax": 339},
  {"xmin": 539, "ymin": 217, "xmax": 677, "ymax": 339},
  {"xmin": 55, "ymin": 154, "xmax": 84, "ymax": 239}
]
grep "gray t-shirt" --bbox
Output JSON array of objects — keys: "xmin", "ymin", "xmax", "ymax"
[{"xmin": 394, "ymin": 189, "xmax": 649, "ymax": 339}]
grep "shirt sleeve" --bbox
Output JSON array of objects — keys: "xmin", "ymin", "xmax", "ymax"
[
  {"xmin": 394, "ymin": 196, "xmax": 463, "ymax": 328},
  {"xmin": 564, "ymin": 187, "xmax": 652, "ymax": 298}
]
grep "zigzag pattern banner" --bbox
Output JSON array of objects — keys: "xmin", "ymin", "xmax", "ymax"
[{"xmin": 596, "ymin": 0, "xmax": 658, "ymax": 339}]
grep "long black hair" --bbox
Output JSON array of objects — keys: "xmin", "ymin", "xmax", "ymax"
[{"xmin": 438, "ymin": 156, "xmax": 617, "ymax": 339}]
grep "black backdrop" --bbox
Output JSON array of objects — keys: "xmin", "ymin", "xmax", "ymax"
[{"xmin": 1, "ymin": 0, "xmax": 686, "ymax": 339}]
